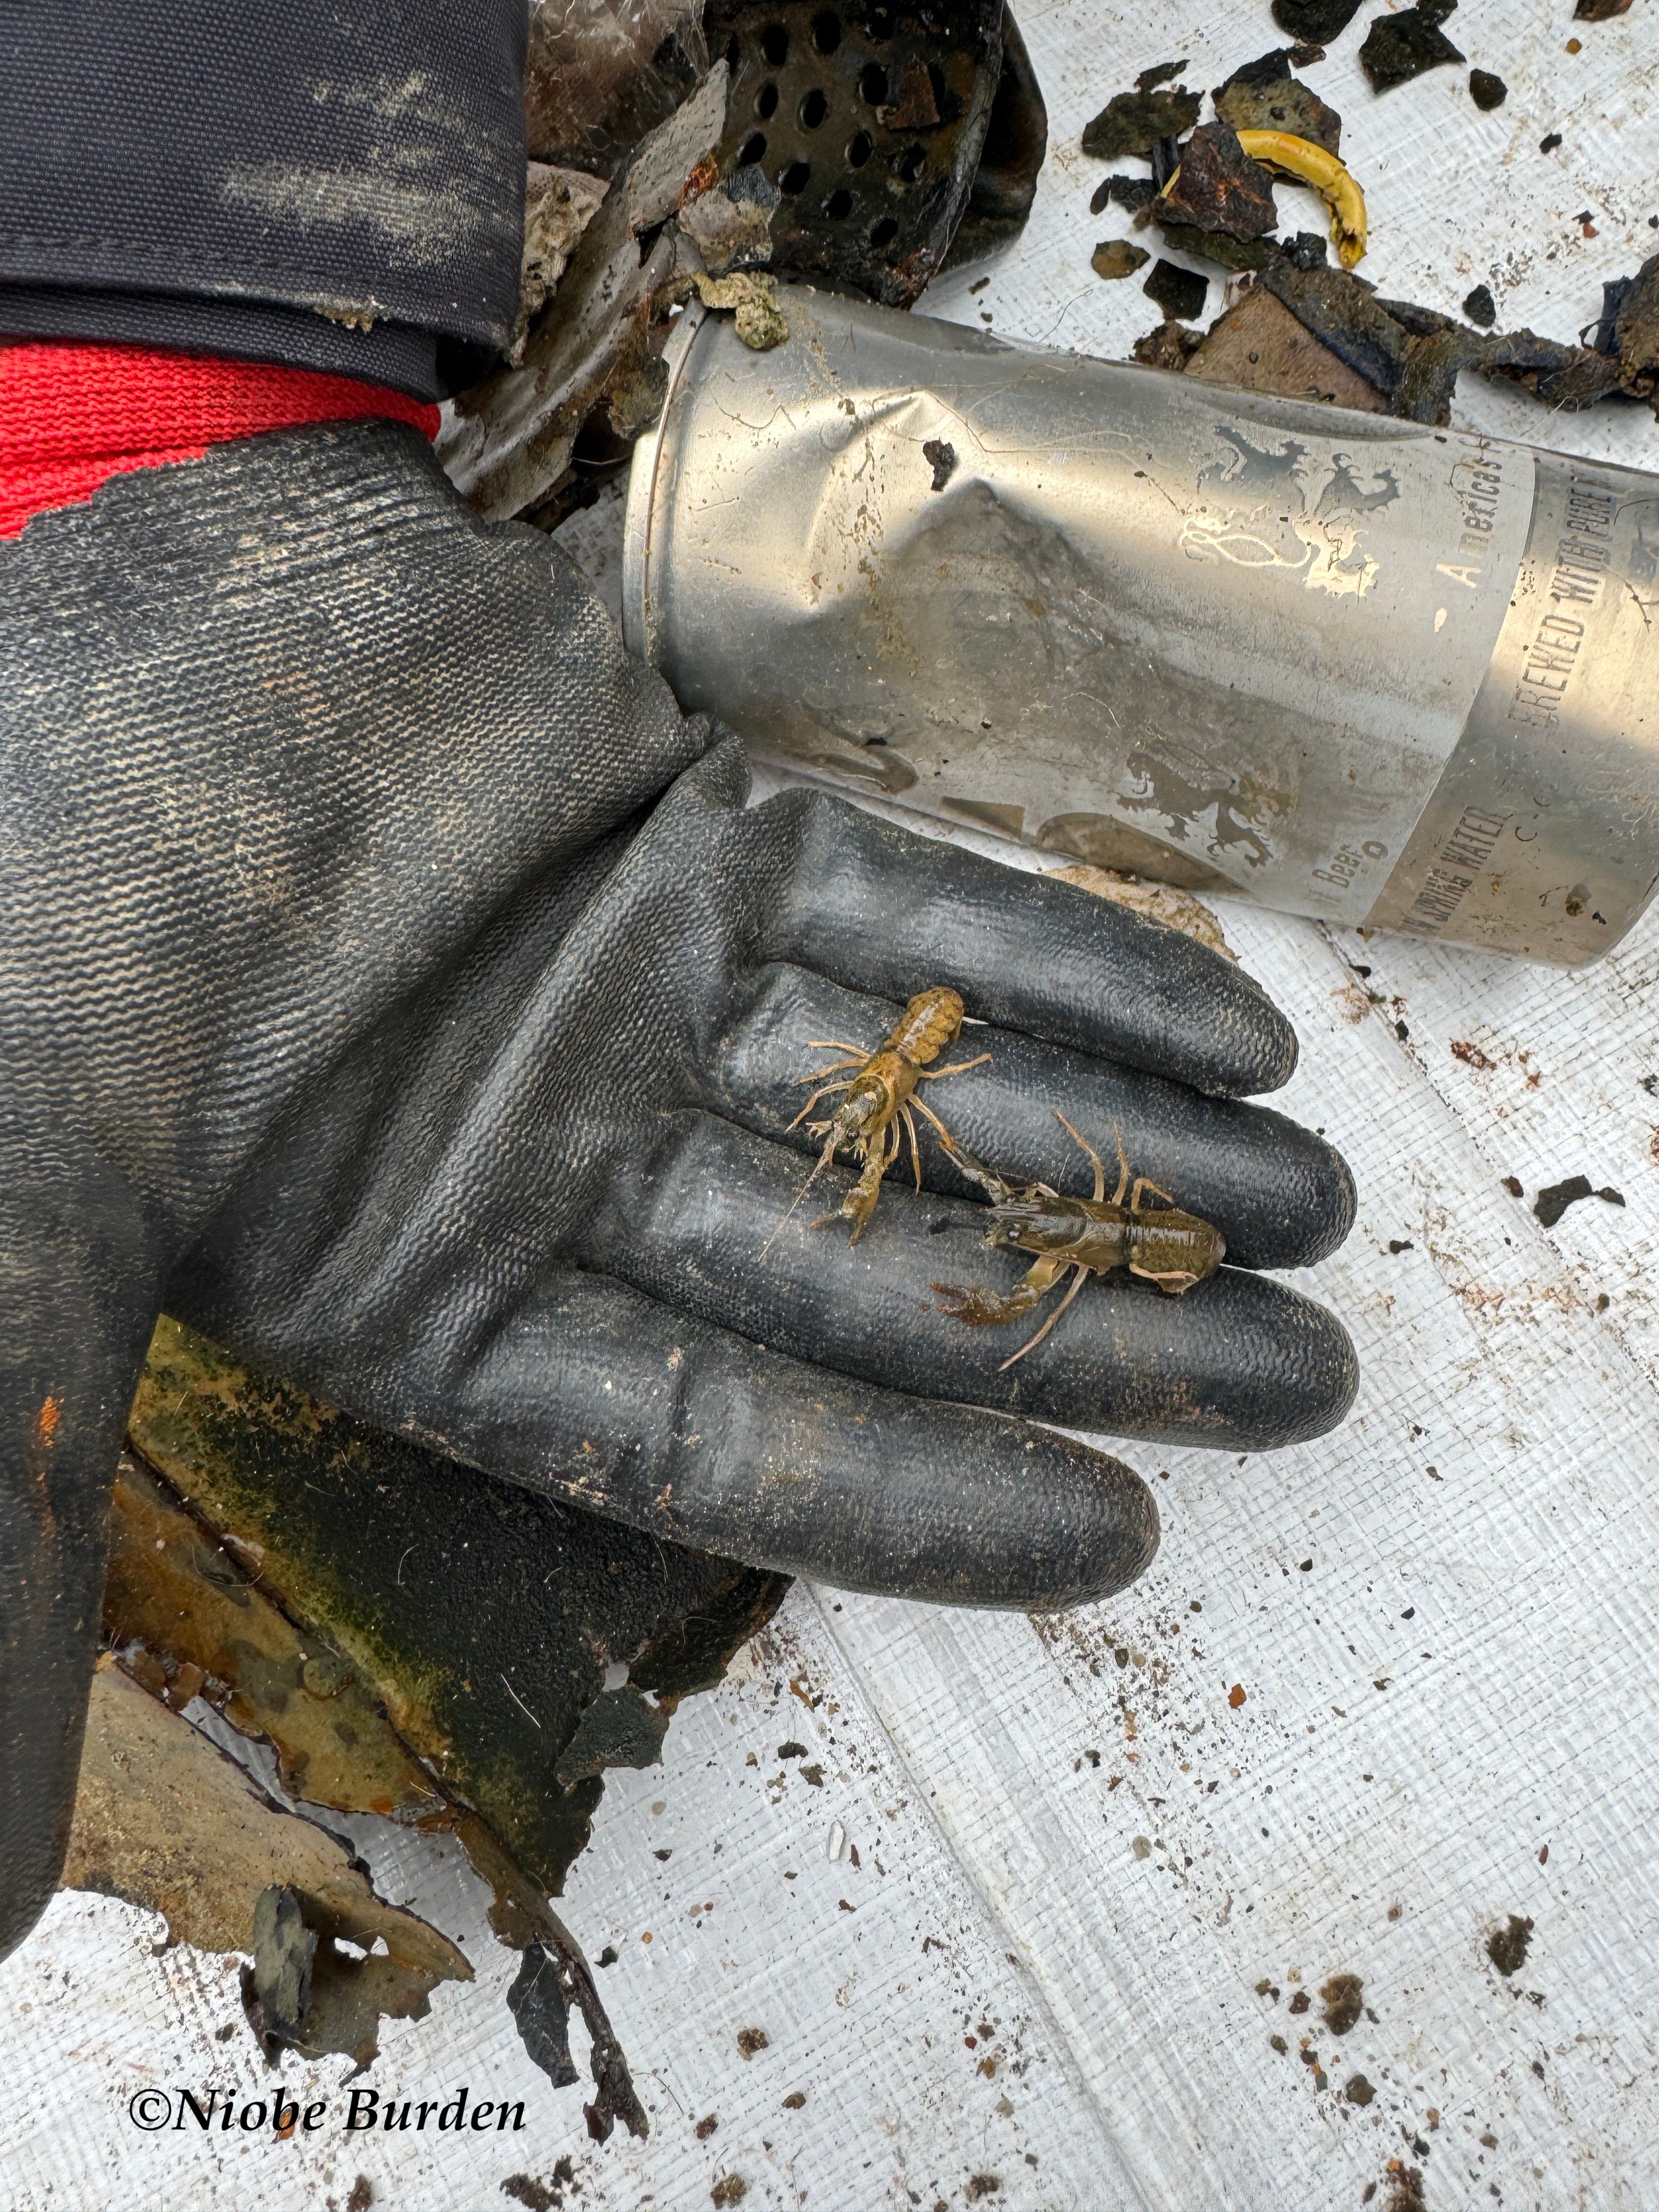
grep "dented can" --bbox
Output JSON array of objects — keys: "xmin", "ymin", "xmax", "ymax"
[{"xmin": 623, "ymin": 285, "xmax": 1659, "ymax": 964}]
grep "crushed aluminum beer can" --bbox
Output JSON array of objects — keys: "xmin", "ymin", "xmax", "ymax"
[{"xmin": 623, "ymin": 284, "xmax": 1659, "ymax": 965}]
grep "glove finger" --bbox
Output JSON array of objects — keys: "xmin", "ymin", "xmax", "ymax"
[
  {"xmin": 606, "ymin": 1115, "xmax": 1358, "ymax": 1451},
  {"xmin": 713, "ymin": 963, "xmax": 1356, "ymax": 1272},
  {"xmin": 763, "ymin": 792, "xmax": 1297, "ymax": 1099},
  {"xmin": 272, "ymin": 1269, "xmax": 1158, "ymax": 1611}
]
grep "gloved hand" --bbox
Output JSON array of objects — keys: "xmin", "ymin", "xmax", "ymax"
[{"xmin": 2, "ymin": 414, "xmax": 1356, "ymax": 1959}]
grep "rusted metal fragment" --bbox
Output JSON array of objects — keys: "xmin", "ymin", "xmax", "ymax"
[
  {"xmin": 707, "ymin": 0, "xmax": 1008, "ymax": 309},
  {"xmin": 104, "ymin": 1454, "xmax": 442, "ymax": 1821},
  {"xmin": 943, "ymin": 8, "xmax": 1050, "ymax": 271},
  {"xmin": 1156, "ymin": 223, "xmax": 1278, "ymax": 274},
  {"xmin": 1185, "ymin": 285, "xmax": 1388, "ymax": 411},
  {"xmin": 1081, "ymin": 88, "xmax": 1200, "ymax": 162},
  {"xmin": 678, "ymin": 168, "xmax": 777, "ymax": 276},
  {"xmin": 1254, "ymin": 260, "xmax": 1624, "ymax": 422},
  {"xmin": 64, "ymin": 1661, "xmax": 470, "ymax": 2069},
  {"xmin": 1158, "ymin": 123, "xmax": 1279, "ymax": 243},
  {"xmin": 1091, "ymin": 173, "xmax": 1158, "ymax": 216},
  {"xmin": 129, "ymin": 1318, "xmax": 788, "ymax": 1900}
]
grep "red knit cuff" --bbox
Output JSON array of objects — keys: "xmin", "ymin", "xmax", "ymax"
[{"xmin": 0, "ymin": 342, "xmax": 442, "ymax": 539}]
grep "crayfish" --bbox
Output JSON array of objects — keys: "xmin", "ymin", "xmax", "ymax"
[
  {"xmin": 787, "ymin": 986, "xmax": 990, "ymax": 1243},
  {"xmin": 933, "ymin": 1114, "xmax": 1227, "ymax": 1368}
]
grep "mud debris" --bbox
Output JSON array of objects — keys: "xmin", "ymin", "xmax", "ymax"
[
  {"xmin": 1088, "ymin": 38, "xmax": 1655, "ymax": 428},
  {"xmin": 1345, "ymin": 2072, "xmax": 1375, "ymax": 2104},
  {"xmin": 1321, "ymin": 1971, "xmax": 1364, "ymax": 2034},
  {"xmin": 501, "ymin": 2179, "xmax": 559, "ymax": 2212},
  {"xmin": 922, "ymin": 437, "xmax": 958, "ymax": 489},
  {"xmin": 1463, "ymin": 283, "xmax": 1496, "ymax": 329},
  {"xmin": 1047, "ymin": 864, "xmax": 1236, "ymax": 960},
  {"xmin": 1532, "ymin": 1175, "xmax": 1624, "ymax": 1228},
  {"xmin": 1360, "ymin": 2, "xmax": 1465, "ymax": 92},
  {"xmin": 1575, "ymin": 0, "xmax": 1633, "ymax": 16},
  {"xmin": 1384, "ymin": 2161, "xmax": 1427, "ymax": 2212},
  {"xmin": 1450, "ymin": 1037, "xmax": 1496, "ymax": 1069},
  {"xmin": 1136, "ymin": 60, "xmax": 1189, "ymax": 93},
  {"xmin": 1486, "ymin": 1914, "xmax": 1534, "ymax": 1976},
  {"xmin": 737, "ymin": 2027, "xmax": 770, "ymax": 2058}
]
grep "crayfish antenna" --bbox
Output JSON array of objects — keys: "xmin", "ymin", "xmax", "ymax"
[{"xmin": 762, "ymin": 1134, "xmax": 839, "ymax": 1256}]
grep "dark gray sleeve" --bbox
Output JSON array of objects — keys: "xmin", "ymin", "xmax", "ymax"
[{"xmin": 0, "ymin": 0, "xmax": 529, "ymax": 398}]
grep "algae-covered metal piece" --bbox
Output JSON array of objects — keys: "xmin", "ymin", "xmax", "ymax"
[
  {"xmin": 129, "ymin": 1318, "xmax": 787, "ymax": 1896},
  {"xmin": 94, "ymin": 1317, "xmax": 788, "ymax": 2117}
]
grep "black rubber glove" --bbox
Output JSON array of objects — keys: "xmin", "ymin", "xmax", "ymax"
[{"xmin": 1, "ymin": 420, "xmax": 1356, "ymax": 1959}]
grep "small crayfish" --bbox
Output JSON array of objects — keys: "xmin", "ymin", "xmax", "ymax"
[
  {"xmin": 787, "ymin": 986, "xmax": 990, "ymax": 1243},
  {"xmin": 933, "ymin": 1113, "xmax": 1227, "ymax": 1368}
]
